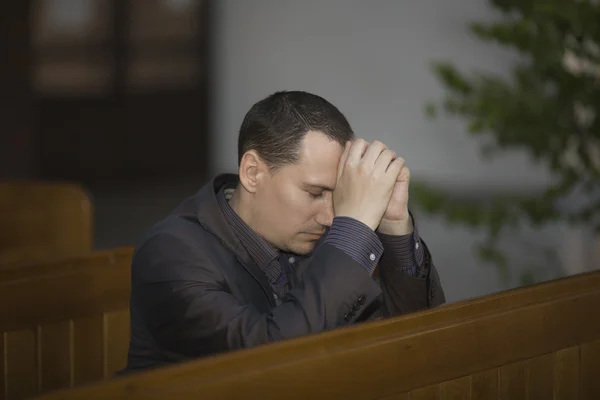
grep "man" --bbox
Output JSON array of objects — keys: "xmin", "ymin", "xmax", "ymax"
[{"xmin": 123, "ymin": 91, "xmax": 445, "ymax": 373}]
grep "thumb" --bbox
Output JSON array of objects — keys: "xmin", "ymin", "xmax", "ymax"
[{"xmin": 398, "ymin": 166, "xmax": 410, "ymax": 182}]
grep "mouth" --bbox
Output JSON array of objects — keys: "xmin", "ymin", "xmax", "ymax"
[{"xmin": 304, "ymin": 232, "xmax": 324, "ymax": 238}]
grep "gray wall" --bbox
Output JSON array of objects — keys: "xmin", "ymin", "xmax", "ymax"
[{"xmin": 209, "ymin": 0, "xmax": 594, "ymax": 302}]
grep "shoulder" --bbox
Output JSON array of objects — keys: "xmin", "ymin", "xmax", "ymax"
[{"xmin": 131, "ymin": 215, "xmax": 230, "ymax": 283}]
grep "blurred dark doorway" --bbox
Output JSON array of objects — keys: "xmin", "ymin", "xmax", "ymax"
[{"xmin": 32, "ymin": 0, "xmax": 211, "ymax": 184}]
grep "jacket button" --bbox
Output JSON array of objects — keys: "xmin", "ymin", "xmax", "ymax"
[
  {"xmin": 430, "ymin": 287, "xmax": 436, "ymax": 297},
  {"xmin": 344, "ymin": 313, "xmax": 351, "ymax": 321},
  {"xmin": 357, "ymin": 295, "xmax": 366, "ymax": 305}
]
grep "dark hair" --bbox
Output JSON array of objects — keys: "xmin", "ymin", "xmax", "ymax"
[{"xmin": 238, "ymin": 91, "xmax": 355, "ymax": 170}]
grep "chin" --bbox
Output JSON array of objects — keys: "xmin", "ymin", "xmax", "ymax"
[{"xmin": 290, "ymin": 241, "xmax": 316, "ymax": 256}]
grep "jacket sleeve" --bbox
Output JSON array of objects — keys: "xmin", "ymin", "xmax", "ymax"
[
  {"xmin": 131, "ymin": 233, "xmax": 382, "ymax": 359},
  {"xmin": 375, "ymin": 239, "xmax": 446, "ymax": 318}
]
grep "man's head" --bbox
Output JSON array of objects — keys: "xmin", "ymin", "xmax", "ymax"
[{"xmin": 231, "ymin": 91, "xmax": 355, "ymax": 255}]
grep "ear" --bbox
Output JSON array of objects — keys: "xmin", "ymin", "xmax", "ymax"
[{"xmin": 238, "ymin": 150, "xmax": 268, "ymax": 194}]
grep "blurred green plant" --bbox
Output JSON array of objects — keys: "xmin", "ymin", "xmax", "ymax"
[{"xmin": 419, "ymin": 0, "xmax": 600, "ymax": 284}]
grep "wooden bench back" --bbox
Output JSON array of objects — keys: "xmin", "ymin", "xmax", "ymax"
[
  {"xmin": 0, "ymin": 248, "xmax": 133, "ymax": 400},
  {"xmin": 35, "ymin": 270, "xmax": 600, "ymax": 400},
  {"xmin": 0, "ymin": 181, "xmax": 93, "ymax": 266}
]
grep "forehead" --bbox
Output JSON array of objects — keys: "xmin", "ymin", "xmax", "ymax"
[{"xmin": 292, "ymin": 130, "xmax": 344, "ymax": 185}]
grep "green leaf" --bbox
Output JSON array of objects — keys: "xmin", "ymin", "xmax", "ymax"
[{"xmin": 421, "ymin": 0, "xmax": 600, "ymax": 286}]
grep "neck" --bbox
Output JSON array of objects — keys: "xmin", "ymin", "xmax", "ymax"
[
  {"xmin": 229, "ymin": 184, "xmax": 280, "ymax": 252},
  {"xmin": 229, "ymin": 183, "xmax": 255, "ymax": 230}
]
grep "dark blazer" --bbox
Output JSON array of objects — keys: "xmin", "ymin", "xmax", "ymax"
[{"xmin": 123, "ymin": 174, "xmax": 445, "ymax": 372}]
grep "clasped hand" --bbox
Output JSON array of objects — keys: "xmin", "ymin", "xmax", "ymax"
[{"xmin": 333, "ymin": 139, "xmax": 412, "ymax": 234}]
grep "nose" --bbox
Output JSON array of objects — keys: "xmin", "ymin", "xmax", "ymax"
[{"xmin": 315, "ymin": 197, "xmax": 334, "ymax": 228}]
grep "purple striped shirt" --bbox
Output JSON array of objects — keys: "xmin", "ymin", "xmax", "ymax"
[{"xmin": 216, "ymin": 185, "xmax": 427, "ymax": 303}]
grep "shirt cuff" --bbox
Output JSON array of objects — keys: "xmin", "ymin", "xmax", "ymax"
[
  {"xmin": 323, "ymin": 216, "xmax": 384, "ymax": 276},
  {"xmin": 377, "ymin": 211, "xmax": 427, "ymax": 278}
]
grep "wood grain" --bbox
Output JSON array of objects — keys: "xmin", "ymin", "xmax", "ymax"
[
  {"xmin": 498, "ymin": 361, "xmax": 526, "ymax": 400},
  {"xmin": 103, "ymin": 311, "xmax": 130, "ymax": 377},
  {"xmin": 0, "ymin": 181, "xmax": 92, "ymax": 266},
  {"xmin": 378, "ymin": 393, "xmax": 409, "ymax": 400},
  {"xmin": 72, "ymin": 316, "xmax": 104, "ymax": 385},
  {"xmin": 553, "ymin": 346, "xmax": 579, "ymax": 400},
  {"xmin": 1, "ymin": 333, "xmax": 5, "ymax": 400},
  {"xmin": 0, "ymin": 251, "xmax": 131, "ymax": 333},
  {"xmin": 525, "ymin": 352, "xmax": 553, "ymax": 399},
  {"xmin": 0, "ymin": 248, "xmax": 132, "ymax": 398},
  {"xmin": 5, "ymin": 329, "xmax": 37, "ymax": 399},
  {"xmin": 34, "ymin": 272, "xmax": 600, "ymax": 400},
  {"xmin": 0, "ymin": 246, "xmax": 596, "ymax": 399},
  {"xmin": 470, "ymin": 369, "xmax": 497, "ymax": 400},
  {"xmin": 440, "ymin": 376, "xmax": 470, "ymax": 400},
  {"xmin": 411, "ymin": 384, "xmax": 440, "ymax": 400},
  {"xmin": 0, "ymin": 247, "xmax": 132, "ymax": 283},
  {"xmin": 39, "ymin": 322, "xmax": 72, "ymax": 392},
  {"xmin": 580, "ymin": 339, "xmax": 600, "ymax": 399}
]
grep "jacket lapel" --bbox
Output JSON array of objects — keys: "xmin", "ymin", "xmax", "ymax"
[{"xmin": 194, "ymin": 174, "xmax": 276, "ymax": 307}]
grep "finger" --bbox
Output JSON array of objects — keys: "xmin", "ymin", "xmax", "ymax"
[
  {"xmin": 386, "ymin": 157, "xmax": 405, "ymax": 180},
  {"xmin": 374, "ymin": 149, "xmax": 397, "ymax": 173},
  {"xmin": 397, "ymin": 165, "xmax": 410, "ymax": 183},
  {"xmin": 346, "ymin": 138, "xmax": 370, "ymax": 167},
  {"xmin": 360, "ymin": 140, "xmax": 388, "ymax": 167},
  {"xmin": 336, "ymin": 140, "xmax": 352, "ymax": 182},
  {"xmin": 389, "ymin": 156, "xmax": 405, "ymax": 173}
]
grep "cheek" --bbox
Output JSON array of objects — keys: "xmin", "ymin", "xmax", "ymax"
[{"xmin": 277, "ymin": 188, "xmax": 316, "ymax": 223}]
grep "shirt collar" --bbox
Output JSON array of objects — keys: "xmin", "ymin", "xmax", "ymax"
[{"xmin": 216, "ymin": 185, "xmax": 281, "ymax": 284}]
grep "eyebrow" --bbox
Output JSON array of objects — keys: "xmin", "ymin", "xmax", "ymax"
[{"xmin": 303, "ymin": 183, "xmax": 335, "ymax": 192}]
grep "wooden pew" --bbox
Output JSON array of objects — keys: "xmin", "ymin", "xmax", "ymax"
[
  {"xmin": 0, "ymin": 246, "xmax": 133, "ymax": 284},
  {"xmin": 34, "ymin": 269, "xmax": 600, "ymax": 400},
  {"xmin": 0, "ymin": 248, "xmax": 133, "ymax": 400},
  {"xmin": 0, "ymin": 181, "xmax": 93, "ymax": 266}
]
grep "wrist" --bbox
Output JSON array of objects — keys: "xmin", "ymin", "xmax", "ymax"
[
  {"xmin": 378, "ymin": 216, "xmax": 413, "ymax": 236},
  {"xmin": 334, "ymin": 211, "xmax": 379, "ymax": 232}
]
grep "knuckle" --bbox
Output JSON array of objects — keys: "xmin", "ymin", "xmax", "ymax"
[
  {"xmin": 373, "ymin": 140, "xmax": 386, "ymax": 149},
  {"xmin": 388, "ymin": 159, "xmax": 401, "ymax": 173},
  {"xmin": 371, "ymin": 169, "xmax": 383, "ymax": 182},
  {"xmin": 357, "ymin": 161, "xmax": 370, "ymax": 174}
]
